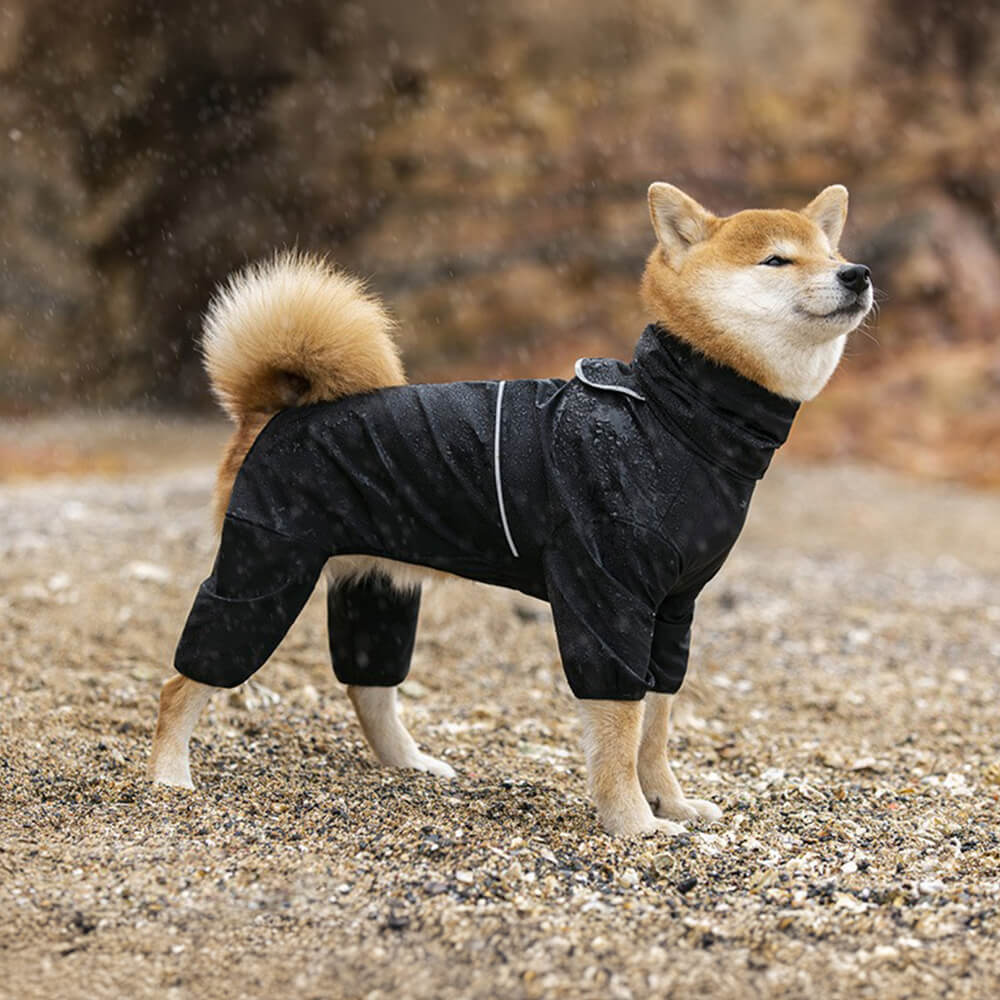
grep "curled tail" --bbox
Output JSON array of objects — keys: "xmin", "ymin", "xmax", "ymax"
[
  {"xmin": 203, "ymin": 251, "xmax": 405, "ymax": 526},
  {"xmin": 202, "ymin": 250, "xmax": 405, "ymax": 422}
]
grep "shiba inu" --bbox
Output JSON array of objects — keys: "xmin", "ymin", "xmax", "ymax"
[{"xmin": 148, "ymin": 183, "xmax": 873, "ymax": 837}]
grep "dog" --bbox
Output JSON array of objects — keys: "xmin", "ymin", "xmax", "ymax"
[{"xmin": 148, "ymin": 182, "xmax": 873, "ymax": 837}]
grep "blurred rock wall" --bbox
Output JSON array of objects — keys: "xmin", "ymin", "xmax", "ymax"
[{"xmin": 2, "ymin": 0, "xmax": 999, "ymax": 410}]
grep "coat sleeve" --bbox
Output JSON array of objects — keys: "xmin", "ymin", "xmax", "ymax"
[
  {"xmin": 541, "ymin": 520, "xmax": 679, "ymax": 700},
  {"xmin": 647, "ymin": 596, "xmax": 695, "ymax": 694},
  {"xmin": 174, "ymin": 515, "xmax": 328, "ymax": 688},
  {"xmin": 646, "ymin": 546, "xmax": 734, "ymax": 693}
]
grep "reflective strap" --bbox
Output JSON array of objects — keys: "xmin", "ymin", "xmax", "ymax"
[
  {"xmin": 494, "ymin": 381, "xmax": 519, "ymax": 558},
  {"xmin": 574, "ymin": 358, "xmax": 646, "ymax": 401}
]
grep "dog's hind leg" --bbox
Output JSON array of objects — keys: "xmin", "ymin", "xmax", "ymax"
[
  {"xmin": 328, "ymin": 567, "xmax": 454, "ymax": 779},
  {"xmin": 148, "ymin": 674, "xmax": 215, "ymax": 789},
  {"xmin": 637, "ymin": 692, "xmax": 722, "ymax": 823},
  {"xmin": 579, "ymin": 700, "xmax": 686, "ymax": 836},
  {"xmin": 347, "ymin": 685, "xmax": 455, "ymax": 777}
]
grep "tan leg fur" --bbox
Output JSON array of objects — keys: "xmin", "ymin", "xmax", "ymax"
[
  {"xmin": 212, "ymin": 414, "xmax": 270, "ymax": 529},
  {"xmin": 578, "ymin": 700, "xmax": 686, "ymax": 836},
  {"xmin": 347, "ymin": 685, "xmax": 455, "ymax": 778},
  {"xmin": 638, "ymin": 693, "xmax": 722, "ymax": 823},
  {"xmin": 148, "ymin": 674, "xmax": 215, "ymax": 788}
]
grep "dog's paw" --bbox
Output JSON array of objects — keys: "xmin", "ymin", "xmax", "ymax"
[
  {"xmin": 685, "ymin": 797, "xmax": 723, "ymax": 823},
  {"xmin": 408, "ymin": 752, "xmax": 457, "ymax": 779},
  {"xmin": 148, "ymin": 767, "xmax": 195, "ymax": 790},
  {"xmin": 147, "ymin": 748, "xmax": 195, "ymax": 790},
  {"xmin": 650, "ymin": 817, "xmax": 688, "ymax": 836},
  {"xmin": 648, "ymin": 794, "xmax": 722, "ymax": 824},
  {"xmin": 597, "ymin": 798, "xmax": 689, "ymax": 838},
  {"xmin": 603, "ymin": 813, "xmax": 688, "ymax": 838}
]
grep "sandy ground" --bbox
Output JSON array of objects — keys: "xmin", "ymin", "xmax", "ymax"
[{"xmin": 1, "ymin": 418, "xmax": 999, "ymax": 999}]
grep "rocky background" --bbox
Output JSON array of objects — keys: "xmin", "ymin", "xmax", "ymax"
[{"xmin": 2, "ymin": 0, "xmax": 999, "ymax": 483}]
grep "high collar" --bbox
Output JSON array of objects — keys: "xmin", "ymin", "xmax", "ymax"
[{"xmin": 630, "ymin": 324, "xmax": 800, "ymax": 479}]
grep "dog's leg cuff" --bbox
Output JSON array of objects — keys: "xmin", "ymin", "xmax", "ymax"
[
  {"xmin": 174, "ymin": 517, "xmax": 328, "ymax": 688},
  {"xmin": 327, "ymin": 572, "xmax": 421, "ymax": 686}
]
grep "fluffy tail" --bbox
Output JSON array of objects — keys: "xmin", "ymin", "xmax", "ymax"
[
  {"xmin": 202, "ymin": 250, "xmax": 405, "ymax": 422},
  {"xmin": 203, "ymin": 251, "xmax": 405, "ymax": 528}
]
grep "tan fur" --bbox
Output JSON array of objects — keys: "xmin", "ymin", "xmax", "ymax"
[
  {"xmin": 203, "ymin": 250, "xmax": 404, "ymax": 419},
  {"xmin": 347, "ymin": 686, "xmax": 455, "ymax": 777},
  {"xmin": 641, "ymin": 184, "xmax": 871, "ymax": 401},
  {"xmin": 578, "ymin": 700, "xmax": 686, "ymax": 836},
  {"xmin": 147, "ymin": 674, "xmax": 214, "ymax": 788},
  {"xmin": 642, "ymin": 244, "xmax": 777, "ymax": 388},
  {"xmin": 212, "ymin": 414, "xmax": 270, "ymax": 528},
  {"xmin": 637, "ymin": 693, "xmax": 722, "ymax": 823}
]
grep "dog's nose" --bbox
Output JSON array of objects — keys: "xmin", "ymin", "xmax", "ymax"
[{"xmin": 837, "ymin": 264, "xmax": 871, "ymax": 294}]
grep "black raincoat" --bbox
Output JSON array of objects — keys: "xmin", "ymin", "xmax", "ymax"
[{"xmin": 175, "ymin": 325, "xmax": 799, "ymax": 700}]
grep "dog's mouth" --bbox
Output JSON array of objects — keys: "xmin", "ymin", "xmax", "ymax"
[{"xmin": 796, "ymin": 298, "xmax": 871, "ymax": 321}]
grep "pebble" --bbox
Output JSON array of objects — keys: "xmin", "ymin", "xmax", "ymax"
[
  {"xmin": 918, "ymin": 879, "xmax": 947, "ymax": 895},
  {"xmin": 123, "ymin": 561, "xmax": 172, "ymax": 584},
  {"xmin": 617, "ymin": 868, "xmax": 639, "ymax": 889}
]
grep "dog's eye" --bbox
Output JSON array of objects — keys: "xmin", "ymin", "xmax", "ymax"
[{"xmin": 760, "ymin": 255, "xmax": 792, "ymax": 267}]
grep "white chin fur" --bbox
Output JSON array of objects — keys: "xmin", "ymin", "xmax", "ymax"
[{"xmin": 698, "ymin": 272, "xmax": 869, "ymax": 401}]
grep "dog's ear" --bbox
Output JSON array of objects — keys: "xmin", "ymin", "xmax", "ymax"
[
  {"xmin": 802, "ymin": 185, "xmax": 848, "ymax": 250},
  {"xmin": 648, "ymin": 183, "xmax": 715, "ymax": 266}
]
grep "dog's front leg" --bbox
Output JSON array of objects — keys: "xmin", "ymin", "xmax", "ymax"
[
  {"xmin": 348, "ymin": 685, "xmax": 455, "ymax": 778},
  {"xmin": 637, "ymin": 692, "xmax": 722, "ymax": 823},
  {"xmin": 578, "ymin": 700, "xmax": 686, "ymax": 836},
  {"xmin": 148, "ymin": 674, "xmax": 215, "ymax": 788}
]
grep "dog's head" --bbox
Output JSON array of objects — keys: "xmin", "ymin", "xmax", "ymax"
[{"xmin": 640, "ymin": 183, "xmax": 874, "ymax": 400}]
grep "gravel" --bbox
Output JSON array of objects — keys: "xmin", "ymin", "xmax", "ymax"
[{"xmin": 1, "ymin": 422, "xmax": 999, "ymax": 999}]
